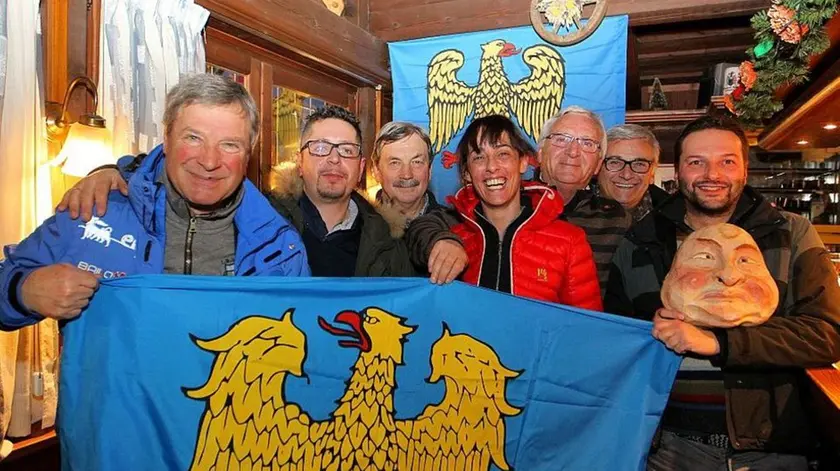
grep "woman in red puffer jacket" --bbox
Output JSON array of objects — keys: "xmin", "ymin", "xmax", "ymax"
[{"xmin": 446, "ymin": 115, "xmax": 602, "ymax": 311}]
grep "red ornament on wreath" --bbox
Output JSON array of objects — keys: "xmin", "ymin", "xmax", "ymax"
[{"xmin": 732, "ymin": 83, "xmax": 746, "ymax": 101}]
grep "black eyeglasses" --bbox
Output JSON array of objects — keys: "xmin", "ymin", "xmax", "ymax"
[
  {"xmin": 603, "ymin": 156, "xmax": 653, "ymax": 174},
  {"xmin": 545, "ymin": 132, "xmax": 601, "ymax": 153},
  {"xmin": 300, "ymin": 139, "xmax": 362, "ymax": 159}
]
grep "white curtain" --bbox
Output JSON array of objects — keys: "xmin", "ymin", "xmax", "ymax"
[
  {"xmin": 0, "ymin": 0, "xmax": 58, "ymax": 459},
  {"xmin": 100, "ymin": 0, "xmax": 209, "ymax": 155}
]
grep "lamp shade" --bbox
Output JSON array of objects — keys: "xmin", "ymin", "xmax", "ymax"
[{"xmin": 58, "ymin": 122, "xmax": 114, "ymax": 177}]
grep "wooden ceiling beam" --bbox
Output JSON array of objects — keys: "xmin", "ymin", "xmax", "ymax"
[
  {"xmin": 640, "ymin": 71, "xmax": 705, "ymax": 86},
  {"xmin": 197, "ymin": 0, "xmax": 389, "ymax": 87},
  {"xmin": 638, "ymin": 45, "xmax": 748, "ymax": 71},
  {"xmin": 370, "ymin": 0, "xmax": 766, "ymax": 42},
  {"xmin": 636, "ymin": 27, "xmax": 754, "ymax": 56}
]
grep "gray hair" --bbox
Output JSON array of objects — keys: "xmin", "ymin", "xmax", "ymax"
[
  {"xmin": 372, "ymin": 121, "xmax": 433, "ymax": 167},
  {"xmin": 606, "ymin": 124, "xmax": 661, "ymax": 164},
  {"xmin": 163, "ymin": 73, "xmax": 259, "ymax": 149},
  {"xmin": 538, "ymin": 106, "xmax": 608, "ymax": 158}
]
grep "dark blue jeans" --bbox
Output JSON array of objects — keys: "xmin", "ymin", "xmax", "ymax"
[{"xmin": 647, "ymin": 431, "xmax": 808, "ymax": 471}]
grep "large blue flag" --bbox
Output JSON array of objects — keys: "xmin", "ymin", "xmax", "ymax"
[
  {"xmin": 59, "ymin": 276, "xmax": 678, "ymax": 470},
  {"xmin": 389, "ymin": 17, "xmax": 628, "ymax": 202}
]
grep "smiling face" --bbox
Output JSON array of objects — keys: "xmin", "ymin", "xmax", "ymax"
[
  {"xmin": 464, "ymin": 131, "xmax": 529, "ymax": 210},
  {"xmin": 296, "ymin": 118, "xmax": 365, "ymax": 204},
  {"xmin": 598, "ymin": 138, "xmax": 657, "ymax": 209},
  {"xmin": 661, "ymin": 224, "xmax": 779, "ymax": 328},
  {"xmin": 538, "ymin": 113, "xmax": 604, "ymax": 191},
  {"xmin": 677, "ymin": 129, "xmax": 747, "ymax": 216},
  {"xmin": 163, "ymin": 103, "xmax": 251, "ymax": 213},
  {"xmin": 373, "ymin": 133, "xmax": 431, "ymax": 207}
]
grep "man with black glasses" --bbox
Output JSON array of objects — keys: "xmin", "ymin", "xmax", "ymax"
[
  {"xmin": 598, "ymin": 124, "xmax": 669, "ymax": 222},
  {"xmin": 268, "ymin": 105, "xmax": 414, "ymax": 277}
]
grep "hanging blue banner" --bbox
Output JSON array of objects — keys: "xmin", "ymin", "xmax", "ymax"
[
  {"xmin": 58, "ymin": 276, "xmax": 677, "ymax": 470},
  {"xmin": 389, "ymin": 17, "xmax": 628, "ymax": 202}
]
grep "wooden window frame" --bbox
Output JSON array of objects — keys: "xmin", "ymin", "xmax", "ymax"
[{"xmin": 205, "ymin": 21, "xmax": 381, "ymax": 192}]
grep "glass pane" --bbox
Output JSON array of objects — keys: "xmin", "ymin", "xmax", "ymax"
[
  {"xmin": 271, "ymin": 86, "xmax": 331, "ymax": 173},
  {"xmin": 206, "ymin": 64, "xmax": 245, "ymax": 85}
]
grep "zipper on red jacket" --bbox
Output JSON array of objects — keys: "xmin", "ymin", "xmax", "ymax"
[
  {"xmin": 184, "ymin": 216, "xmax": 197, "ymax": 274},
  {"xmin": 495, "ymin": 241, "xmax": 503, "ymax": 291}
]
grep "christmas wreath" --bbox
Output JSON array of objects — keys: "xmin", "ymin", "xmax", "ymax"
[{"xmin": 726, "ymin": 0, "xmax": 838, "ymax": 127}]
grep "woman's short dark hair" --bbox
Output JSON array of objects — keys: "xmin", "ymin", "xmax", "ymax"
[
  {"xmin": 456, "ymin": 115, "xmax": 535, "ymax": 171},
  {"xmin": 674, "ymin": 114, "xmax": 750, "ymax": 167}
]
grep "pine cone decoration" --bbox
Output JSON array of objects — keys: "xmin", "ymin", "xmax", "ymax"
[
  {"xmin": 768, "ymin": 4, "xmax": 809, "ymax": 44},
  {"xmin": 739, "ymin": 61, "xmax": 757, "ymax": 91}
]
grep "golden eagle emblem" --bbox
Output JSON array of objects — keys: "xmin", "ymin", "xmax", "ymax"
[
  {"xmin": 184, "ymin": 307, "xmax": 522, "ymax": 470},
  {"xmin": 427, "ymin": 39, "xmax": 566, "ymax": 158}
]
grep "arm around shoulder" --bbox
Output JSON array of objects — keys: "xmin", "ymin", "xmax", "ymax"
[{"xmin": 405, "ymin": 208, "xmax": 462, "ymax": 268}]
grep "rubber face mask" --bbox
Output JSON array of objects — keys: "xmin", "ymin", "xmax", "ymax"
[{"xmin": 661, "ymin": 223, "xmax": 779, "ymax": 328}]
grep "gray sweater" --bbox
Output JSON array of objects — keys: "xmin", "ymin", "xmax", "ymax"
[{"xmin": 161, "ymin": 172, "xmax": 243, "ymax": 275}]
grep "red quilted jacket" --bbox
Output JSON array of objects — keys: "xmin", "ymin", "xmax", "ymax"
[{"xmin": 450, "ymin": 182, "xmax": 603, "ymax": 311}]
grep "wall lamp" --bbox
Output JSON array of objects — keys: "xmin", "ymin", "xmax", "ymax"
[{"xmin": 45, "ymin": 77, "xmax": 113, "ymax": 177}]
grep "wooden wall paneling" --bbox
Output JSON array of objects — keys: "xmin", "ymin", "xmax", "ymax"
[
  {"xmin": 640, "ymin": 71, "xmax": 704, "ymax": 86},
  {"xmin": 626, "ymin": 30, "xmax": 641, "ymax": 110},
  {"xmin": 197, "ymin": 0, "xmax": 388, "ymax": 86},
  {"xmin": 374, "ymin": 85, "xmax": 383, "ymax": 131},
  {"xmin": 356, "ymin": 0, "xmax": 370, "ymax": 30},
  {"xmin": 641, "ymin": 83, "xmax": 700, "ymax": 110},
  {"xmin": 206, "ymin": 27, "xmax": 357, "ymax": 108},
  {"xmin": 67, "ymin": 0, "xmax": 90, "ymax": 114},
  {"xmin": 356, "ymin": 87, "xmax": 377, "ymax": 187},
  {"xmin": 370, "ymin": 0, "xmax": 767, "ymax": 42},
  {"xmin": 634, "ymin": 26, "xmax": 754, "ymax": 56},
  {"xmin": 43, "ymin": 0, "xmax": 90, "ymax": 204},
  {"xmin": 382, "ymin": 92, "xmax": 393, "ymax": 125},
  {"xmin": 343, "ymin": 0, "xmax": 370, "ymax": 30},
  {"xmin": 85, "ymin": 0, "xmax": 101, "ymax": 86},
  {"xmin": 43, "ymin": 0, "xmax": 69, "ymax": 105},
  {"xmin": 245, "ymin": 57, "xmax": 263, "ymax": 189},
  {"xmin": 355, "ymin": 87, "xmax": 377, "ymax": 190},
  {"xmin": 205, "ymin": 28, "xmax": 254, "ymax": 75},
  {"xmin": 637, "ymin": 45, "xmax": 748, "ymax": 74}
]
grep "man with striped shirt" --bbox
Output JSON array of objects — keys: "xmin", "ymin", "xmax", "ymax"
[{"xmin": 534, "ymin": 106, "xmax": 632, "ymax": 294}]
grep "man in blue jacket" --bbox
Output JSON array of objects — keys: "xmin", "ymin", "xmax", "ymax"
[{"xmin": 0, "ymin": 74, "xmax": 309, "ymax": 331}]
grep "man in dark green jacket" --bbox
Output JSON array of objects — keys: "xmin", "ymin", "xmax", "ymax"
[
  {"xmin": 606, "ymin": 114, "xmax": 840, "ymax": 469},
  {"xmin": 267, "ymin": 105, "xmax": 413, "ymax": 277}
]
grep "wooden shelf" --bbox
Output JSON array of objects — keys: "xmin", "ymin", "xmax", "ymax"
[
  {"xmin": 816, "ymin": 225, "xmax": 840, "ymax": 245},
  {"xmin": 6, "ymin": 428, "xmax": 57, "ymax": 461},
  {"xmin": 626, "ymin": 108, "xmax": 708, "ymax": 125}
]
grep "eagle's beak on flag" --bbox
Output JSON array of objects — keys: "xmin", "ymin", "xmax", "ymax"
[{"xmin": 499, "ymin": 42, "xmax": 521, "ymax": 57}]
